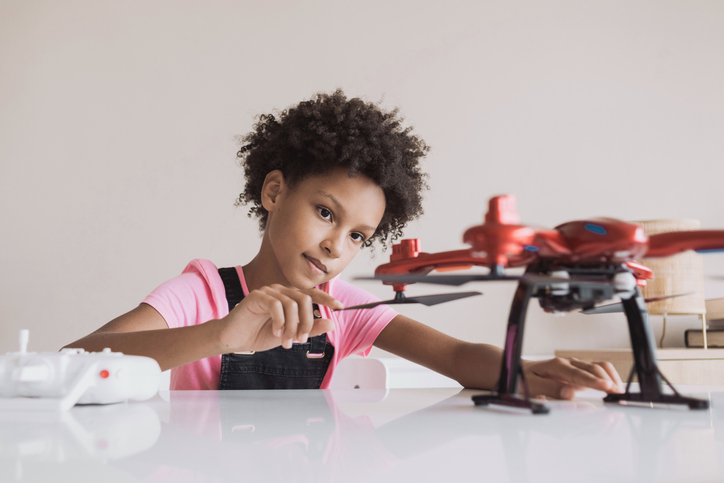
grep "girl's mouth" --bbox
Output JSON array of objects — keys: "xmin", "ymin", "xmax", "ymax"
[{"xmin": 304, "ymin": 255, "xmax": 327, "ymax": 274}]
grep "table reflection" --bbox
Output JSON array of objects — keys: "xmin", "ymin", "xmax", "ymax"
[
  {"xmin": 1, "ymin": 388, "xmax": 722, "ymax": 483},
  {"xmin": 0, "ymin": 403, "xmax": 160, "ymax": 481}
]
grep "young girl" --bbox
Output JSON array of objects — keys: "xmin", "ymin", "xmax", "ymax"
[{"xmin": 65, "ymin": 90, "xmax": 623, "ymax": 398}]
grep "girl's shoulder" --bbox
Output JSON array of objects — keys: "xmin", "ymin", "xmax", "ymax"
[
  {"xmin": 181, "ymin": 258, "xmax": 222, "ymax": 279},
  {"xmin": 142, "ymin": 259, "xmax": 229, "ymax": 329}
]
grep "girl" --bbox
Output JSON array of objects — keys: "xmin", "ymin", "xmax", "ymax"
[{"xmin": 64, "ymin": 90, "xmax": 623, "ymax": 398}]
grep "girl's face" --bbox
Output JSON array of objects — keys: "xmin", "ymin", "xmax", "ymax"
[{"xmin": 263, "ymin": 167, "xmax": 386, "ymax": 289}]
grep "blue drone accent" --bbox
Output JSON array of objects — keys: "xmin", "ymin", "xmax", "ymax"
[
  {"xmin": 696, "ymin": 249, "xmax": 724, "ymax": 254},
  {"xmin": 584, "ymin": 223, "xmax": 607, "ymax": 235},
  {"xmin": 523, "ymin": 245, "xmax": 539, "ymax": 252}
]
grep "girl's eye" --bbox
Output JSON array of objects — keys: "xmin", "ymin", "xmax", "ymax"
[
  {"xmin": 350, "ymin": 233, "xmax": 365, "ymax": 243},
  {"xmin": 318, "ymin": 207, "xmax": 332, "ymax": 220}
]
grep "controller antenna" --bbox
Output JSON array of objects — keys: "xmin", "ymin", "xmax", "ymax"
[{"xmin": 19, "ymin": 329, "xmax": 29, "ymax": 353}]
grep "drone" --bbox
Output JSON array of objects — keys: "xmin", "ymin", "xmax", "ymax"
[{"xmin": 348, "ymin": 194, "xmax": 724, "ymax": 414}]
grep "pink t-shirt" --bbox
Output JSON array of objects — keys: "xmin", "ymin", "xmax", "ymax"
[{"xmin": 142, "ymin": 259, "xmax": 397, "ymax": 390}]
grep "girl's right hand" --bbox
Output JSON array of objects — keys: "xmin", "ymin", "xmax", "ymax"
[{"xmin": 216, "ymin": 284, "xmax": 342, "ymax": 353}]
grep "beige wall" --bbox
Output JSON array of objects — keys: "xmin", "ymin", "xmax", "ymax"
[{"xmin": 2, "ymin": 0, "xmax": 724, "ymax": 358}]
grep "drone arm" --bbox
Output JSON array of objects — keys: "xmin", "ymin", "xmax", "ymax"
[
  {"xmin": 374, "ymin": 248, "xmax": 488, "ymax": 278},
  {"xmin": 645, "ymin": 230, "xmax": 724, "ymax": 258}
]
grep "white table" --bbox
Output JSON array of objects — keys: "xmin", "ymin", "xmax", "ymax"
[{"xmin": 2, "ymin": 385, "xmax": 723, "ymax": 482}]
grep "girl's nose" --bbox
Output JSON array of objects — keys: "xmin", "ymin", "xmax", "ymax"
[{"xmin": 321, "ymin": 232, "xmax": 344, "ymax": 258}]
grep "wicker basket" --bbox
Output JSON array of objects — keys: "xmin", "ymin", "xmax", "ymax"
[{"xmin": 637, "ymin": 219, "xmax": 706, "ymax": 315}]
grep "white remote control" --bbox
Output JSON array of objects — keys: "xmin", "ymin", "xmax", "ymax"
[{"xmin": 0, "ymin": 330, "xmax": 161, "ymax": 410}]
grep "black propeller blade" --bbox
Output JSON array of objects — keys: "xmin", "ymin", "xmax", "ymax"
[
  {"xmin": 356, "ymin": 273, "xmax": 612, "ymax": 289},
  {"xmin": 580, "ymin": 293, "xmax": 695, "ymax": 315},
  {"xmin": 355, "ymin": 274, "xmax": 521, "ymax": 286},
  {"xmin": 580, "ymin": 303, "xmax": 627, "ymax": 315},
  {"xmin": 335, "ymin": 291, "xmax": 482, "ymax": 311}
]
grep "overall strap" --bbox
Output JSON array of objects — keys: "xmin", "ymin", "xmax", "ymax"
[{"xmin": 218, "ymin": 267, "xmax": 244, "ymax": 312}]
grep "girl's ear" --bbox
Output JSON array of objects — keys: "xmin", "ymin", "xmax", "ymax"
[{"xmin": 261, "ymin": 170, "xmax": 286, "ymax": 211}]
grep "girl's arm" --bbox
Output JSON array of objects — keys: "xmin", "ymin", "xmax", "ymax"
[
  {"xmin": 63, "ymin": 286, "xmax": 341, "ymax": 372},
  {"xmin": 373, "ymin": 314, "xmax": 623, "ymax": 399},
  {"xmin": 62, "ymin": 304, "xmax": 228, "ymax": 372}
]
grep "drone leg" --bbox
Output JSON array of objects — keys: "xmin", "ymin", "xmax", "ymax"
[
  {"xmin": 473, "ymin": 280, "xmax": 549, "ymax": 414},
  {"xmin": 497, "ymin": 281, "xmax": 533, "ymax": 395},
  {"xmin": 603, "ymin": 292, "xmax": 709, "ymax": 410}
]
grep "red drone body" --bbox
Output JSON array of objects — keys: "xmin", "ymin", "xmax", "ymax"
[{"xmin": 375, "ymin": 195, "xmax": 724, "ymax": 293}]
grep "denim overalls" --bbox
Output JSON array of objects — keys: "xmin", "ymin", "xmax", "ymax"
[{"xmin": 217, "ymin": 267, "xmax": 335, "ymax": 390}]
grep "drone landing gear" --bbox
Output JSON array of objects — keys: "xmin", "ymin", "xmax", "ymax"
[
  {"xmin": 472, "ymin": 280, "xmax": 553, "ymax": 414},
  {"xmin": 473, "ymin": 362, "xmax": 549, "ymax": 414},
  {"xmin": 603, "ymin": 372, "xmax": 709, "ymax": 410},
  {"xmin": 602, "ymin": 294, "xmax": 709, "ymax": 410},
  {"xmin": 473, "ymin": 394, "xmax": 550, "ymax": 414},
  {"xmin": 478, "ymin": 273, "xmax": 709, "ymax": 415}
]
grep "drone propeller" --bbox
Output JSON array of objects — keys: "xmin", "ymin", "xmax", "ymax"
[
  {"xmin": 357, "ymin": 273, "xmax": 611, "ymax": 289},
  {"xmin": 356, "ymin": 274, "xmax": 521, "ymax": 286},
  {"xmin": 580, "ymin": 293, "xmax": 694, "ymax": 315},
  {"xmin": 335, "ymin": 291, "xmax": 482, "ymax": 311}
]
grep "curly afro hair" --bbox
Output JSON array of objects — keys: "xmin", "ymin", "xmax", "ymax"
[{"xmin": 236, "ymin": 90, "xmax": 430, "ymax": 251}]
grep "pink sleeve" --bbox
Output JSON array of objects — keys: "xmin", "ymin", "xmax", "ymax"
[
  {"xmin": 142, "ymin": 259, "xmax": 228, "ymax": 329},
  {"xmin": 328, "ymin": 278, "xmax": 398, "ymax": 358}
]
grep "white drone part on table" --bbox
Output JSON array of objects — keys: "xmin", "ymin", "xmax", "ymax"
[{"xmin": 0, "ymin": 330, "xmax": 161, "ymax": 411}]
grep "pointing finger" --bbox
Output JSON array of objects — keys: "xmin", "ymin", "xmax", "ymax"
[{"xmin": 302, "ymin": 288, "xmax": 344, "ymax": 310}]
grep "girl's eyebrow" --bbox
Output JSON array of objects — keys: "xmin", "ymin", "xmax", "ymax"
[{"xmin": 316, "ymin": 190, "xmax": 377, "ymax": 233}]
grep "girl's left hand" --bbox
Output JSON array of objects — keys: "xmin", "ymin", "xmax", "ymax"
[{"xmin": 522, "ymin": 357, "xmax": 625, "ymax": 400}]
